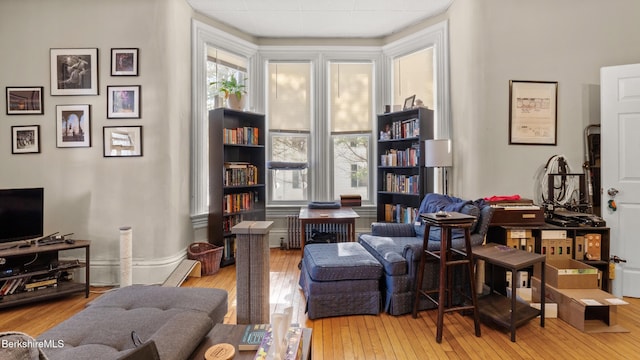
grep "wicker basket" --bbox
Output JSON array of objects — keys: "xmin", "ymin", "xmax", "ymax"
[{"xmin": 187, "ymin": 242, "xmax": 223, "ymax": 275}]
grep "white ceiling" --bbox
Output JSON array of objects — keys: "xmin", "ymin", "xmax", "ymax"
[{"xmin": 187, "ymin": 0, "xmax": 453, "ymax": 38}]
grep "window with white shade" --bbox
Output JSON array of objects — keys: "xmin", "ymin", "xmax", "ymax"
[{"xmin": 329, "ymin": 62, "xmax": 373, "ymax": 201}]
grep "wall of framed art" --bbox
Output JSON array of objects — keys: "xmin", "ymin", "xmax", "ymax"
[{"xmin": 0, "ymin": 0, "xmax": 194, "ymax": 285}]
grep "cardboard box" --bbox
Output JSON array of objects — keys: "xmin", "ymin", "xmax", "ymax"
[
  {"xmin": 574, "ymin": 235, "xmax": 585, "ymax": 260},
  {"xmin": 541, "ymin": 230, "xmax": 568, "ymax": 260},
  {"xmin": 506, "ymin": 229, "xmax": 535, "ymax": 252},
  {"xmin": 530, "ymin": 302, "xmax": 558, "ymax": 318},
  {"xmin": 585, "ymin": 233, "xmax": 602, "ymax": 260},
  {"xmin": 531, "ymin": 277, "xmax": 628, "ymax": 333},
  {"xmin": 534, "ymin": 259, "xmax": 599, "ymax": 289}
]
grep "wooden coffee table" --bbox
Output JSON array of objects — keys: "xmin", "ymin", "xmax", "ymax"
[
  {"xmin": 189, "ymin": 324, "xmax": 311, "ymax": 360},
  {"xmin": 472, "ymin": 243, "xmax": 546, "ymax": 342},
  {"xmin": 298, "ymin": 206, "xmax": 359, "ymax": 257}
]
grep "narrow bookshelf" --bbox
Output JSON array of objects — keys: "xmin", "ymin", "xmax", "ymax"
[
  {"xmin": 208, "ymin": 108, "xmax": 266, "ymax": 267},
  {"xmin": 376, "ymin": 107, "xmax": 434, "ymax": 223}
]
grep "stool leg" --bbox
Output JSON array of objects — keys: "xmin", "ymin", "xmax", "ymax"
[
  {"xmin": 464, "ymin": 228, "xmax": 481, "ymax": 337},
  {"xmin": 436, "ymin": 226, "xmax": 447, "ymax": 343},
  {"xmin": 412, "ymin": 225, "xmax": 431, "ymax": 318}
]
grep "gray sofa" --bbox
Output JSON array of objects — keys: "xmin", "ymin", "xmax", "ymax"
[
  {"xmin": 358, "ymin": 194, "xmax": 494, "ymax": 315},
  {"xmin": 35, "ymin": 285, "xmax": 228, "ymax": 360}
]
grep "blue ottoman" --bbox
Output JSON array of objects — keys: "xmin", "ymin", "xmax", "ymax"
[{"xmin": 298, "ymin": 242, "xmax": 382, "ymax": 319}]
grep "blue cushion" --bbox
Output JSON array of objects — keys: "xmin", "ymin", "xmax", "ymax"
[{"xmin": 414, "ymin": 193, "xmax": 481, "ymax": 240}]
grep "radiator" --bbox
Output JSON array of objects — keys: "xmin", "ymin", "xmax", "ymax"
[{"xmin": 286, "ymin": 215, "xmax": 351, "ymax": 249}]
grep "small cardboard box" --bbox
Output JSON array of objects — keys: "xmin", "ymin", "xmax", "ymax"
[
  {"xmin": 530, "ymin": 302, "xmax": 558, "ymax": 318},
  {"xmin": 506, "ymin": 229, "xmax": 535, "ymax": 252},
  {"xmin": 574, "ymin": 235, "xmax": 585, "ymax": 260},
  {"xmin": 534, "ymin": 259, "xmax": 599, "ymax": 289},
  {"xmin": 531, "ymin": 277, "xmax": 628, "ymax": 333},
  {"xmin": 585, "ymin": 233, "xmax": 602, "ymax": 260}
]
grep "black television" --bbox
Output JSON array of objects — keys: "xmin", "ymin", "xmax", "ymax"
[{"xmin": 0, "ymin": 187, "xmax": 44, "ymax": 244}]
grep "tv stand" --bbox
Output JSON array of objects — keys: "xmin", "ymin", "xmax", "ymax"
[{"xmin": 0, "ymin": 240, "xmax": 90, "ymax": 309}]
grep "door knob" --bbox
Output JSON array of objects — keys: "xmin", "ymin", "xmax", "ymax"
[{"xmin": 607, "ymin": 188, "xmax": 619, "ymax": 197}]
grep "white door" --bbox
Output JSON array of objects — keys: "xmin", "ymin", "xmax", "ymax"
[{"xmin": 601, "ymin": 63, "xmax": 640, "ymax": 298}]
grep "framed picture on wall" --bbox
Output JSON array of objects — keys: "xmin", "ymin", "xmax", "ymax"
[
  {"xmin": 103, "ymin": 126, "xmax": 143, "ymax": 157},
  {"xmin": 509, "ymin": 80, "xmax": 558, "ymax": 145},
  {"xmin": 6, "ymin": 87, "xmax": 44, "ymax": 115},
  {"xmin": 111, "ymin": 48, "xmax": 139, "ymax": 76},
  {"xmin": 11, "ymin": 125, "xmax": 40, "ymax": 154},
  {"xmin": 107, "ymin": 85, "xmax": 140, "ymax": 119},
  {"xmin": 50, "ymin": 48, "xmax": 99, "ymax": 96},
  {"xmin": 56, "ymin": 104, "xmax": 91, "ymax": 148}
]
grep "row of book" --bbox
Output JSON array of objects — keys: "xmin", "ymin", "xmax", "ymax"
[
  {"xmin": 223, "ymin": 214, "xmax": 243, "ymax": 233},
  {"xmin": 380, "ymin": 144, "xmax": 420, "ymax": 167},
  {"xmin": 383, "ymin": 203, "xmax": 419, "ymax": 224},
  {"xmin": 224, "ymin": 162, "xmax": 259, "ymax": 186},
  {"xmin": 224, "ymin": 126, "xmax": 260, "ymax": 145},
  {"xmin": 238, "ymin": 323, "xmax": 303, "ymax": 360},
  {"xmin": 382, "ymin": 173, "xmax": 420, "ymax": 194},
  {"xmin": 379, "ymin": 117, "xmax": 420, "ymax": 140},
  {"xmin": 0, "ymin": 275, "xmax": 59, "ymax": 297},
  {"xmin": 223, "ymin": 191, "xmax": 256, "ymax": 214}
]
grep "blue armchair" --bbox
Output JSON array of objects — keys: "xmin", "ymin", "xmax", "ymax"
[{"xmin": 358, "ymin": 194, "xmax": 494, "ymax": 315}]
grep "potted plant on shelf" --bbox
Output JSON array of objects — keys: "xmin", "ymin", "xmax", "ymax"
[{"xmin": 211, "ymin": 76, "xmax": 247, "ymax": 111}]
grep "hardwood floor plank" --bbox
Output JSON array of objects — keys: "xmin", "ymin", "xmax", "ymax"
[{"xmin": 3, "ymin": 248, "xmax": 640, "ymax": 360}]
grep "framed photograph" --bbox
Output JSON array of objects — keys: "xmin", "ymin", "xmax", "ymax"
[
  {"xmin": 103, "ymin": 126, "xmax": 143, "ymax": 157},
  {"xmin": 50, "ymin": 48, "xmax": 99, "ymax": 96},
  {"xmin": 107, "ymin": 85, "xmax": 140, "ymax": 119},
  {"xmin": 6, "ymin": 87, "xmax": 44, "ymax": 115},
  {"xmin": 403, "ymin": 95, "xmax": 416, "ymax": 110},
  {"xmin": 11, "ymin": 125, "xmax": 40, "ymax": 154},
  {"xmin": 111, "ymin": 48, "xmax": 139, "ymax": 76},
  {"xmin": 56, "ymin": 104, "xmax": 91, "ymax": 148},
  {"xmin": 509, "ymin": 80, "xmax": 558, "ymax": 145}
]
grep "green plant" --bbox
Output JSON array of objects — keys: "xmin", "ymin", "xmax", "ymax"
[{"xmin": 211, "ymin": 76, "xmax": 246, "ymax": 100}]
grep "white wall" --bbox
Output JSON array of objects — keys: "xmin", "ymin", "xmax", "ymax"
[
  {"xmin": 448, "ymin": 0, "xmax": 640, "ymax": 201},
  {"xmin": 0, "ymin": 0, "xmax": 193, "ymax": 285}
]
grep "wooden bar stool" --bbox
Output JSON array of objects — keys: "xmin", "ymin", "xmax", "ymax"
[{"xmin": 412, "ymin": 211, "xmax": 481, "ymax": 343}]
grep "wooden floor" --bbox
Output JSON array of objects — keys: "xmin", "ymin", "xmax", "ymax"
[{"xmin": 2, "ymin": 248, "xmax": 640, "ymax": 359}]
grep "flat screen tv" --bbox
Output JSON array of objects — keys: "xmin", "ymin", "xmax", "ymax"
[{"xmin": 0, "ymin": 187, "xmax": 44, "ymax": 244}]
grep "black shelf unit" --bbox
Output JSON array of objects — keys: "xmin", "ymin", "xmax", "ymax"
[
  {"xmin": 376, "ymin": 107, "xmax": 434, "ymax": 222},
  {"xmin": 488, "ymin": 224, "xmax": 611, "ymax": 292},
  {"xmin": 0, "ymin": 240, "xmax": 90, "ymax": 309},
  {"xmin": 208, "ymin": 108, "xmax": 266, "ymax": 267}
]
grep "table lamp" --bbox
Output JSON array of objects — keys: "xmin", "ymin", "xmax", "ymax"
[{"xmin": 424, "ymin": 139, "xmax": 453, "ymax": 194}]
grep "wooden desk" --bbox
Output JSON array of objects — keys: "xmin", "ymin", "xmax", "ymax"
[
  {"xmin": 298, "ymin": 207, "xmax": 359, "ymax": 257},
  {"xmin": 189, "ymin": 324, "xmax": 311, "ymax": 360},
  {"xmin": 473, "ymin": 243, "xmax": 546, "ymax": 342}
]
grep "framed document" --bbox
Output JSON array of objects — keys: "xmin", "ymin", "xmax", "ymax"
[{"xmin": 509, "ymin": 80, "xmax": 558, "ymax": 145}]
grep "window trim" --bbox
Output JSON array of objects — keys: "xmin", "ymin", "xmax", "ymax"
[
  {"xmin": 191, "ymin": 20, "xmax": 258, "ymax": 223},
  {"xmin": 191, "ymin": 19, "xmax": 450, "ymax": 223}
]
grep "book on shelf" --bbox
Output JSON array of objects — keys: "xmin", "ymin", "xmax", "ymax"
[
  {"xmin": 25, "ymin": 278, "xmax": 57, "ymax": 290},
  {"xmin": 238, "ymin": 324, "xmax": 270, "ymax": 351},
  {"xmin": 253, "ymin": 326, "xmax": 303, "ymax": 360}
]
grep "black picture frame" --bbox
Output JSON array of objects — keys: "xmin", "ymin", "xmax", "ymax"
[
  {"xmin": 403, "ymin": 95, "xmax": 416, "ymax": 110},
  {"xmin": 11, "ymin": 125, "xmax": 40, "ymax": 154},
  {"xmin": 103, "ymin": 126, "xmax": 143, "ymax": 157},
  {"xmin": 56, "ymin": 104, "xmax": 91, "ymax": 148},
  {"xmin": 50, "ymin": 48, "xmax": 99, "ymax": 96},
  {"xmin": 107, "ymin": 85, "xmax": 141, "ymax": 119},
  {"xmin": 509, "ymin": 80, "xmax": 558, "ymax": 145},
  {"xmin": 6, "ymin": 87, "xmax": 44, "ymax": 115},
  {"xmin": 111, "ymin": 48, "xmax": 139, "ymax": 76}
]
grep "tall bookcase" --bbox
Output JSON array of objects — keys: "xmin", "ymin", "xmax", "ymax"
[
  {"xmin": 208, "ymin": 108, "xmax": 266, "ymax": 267},
  {"xmin": 376, "ymin": 107, "xmax": 434, "ymax": 222}
]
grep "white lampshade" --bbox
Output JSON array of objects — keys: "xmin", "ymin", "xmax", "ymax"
[{"xmin": 424, "ymin": 139, "xmax": 452, "ymax": 167}]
